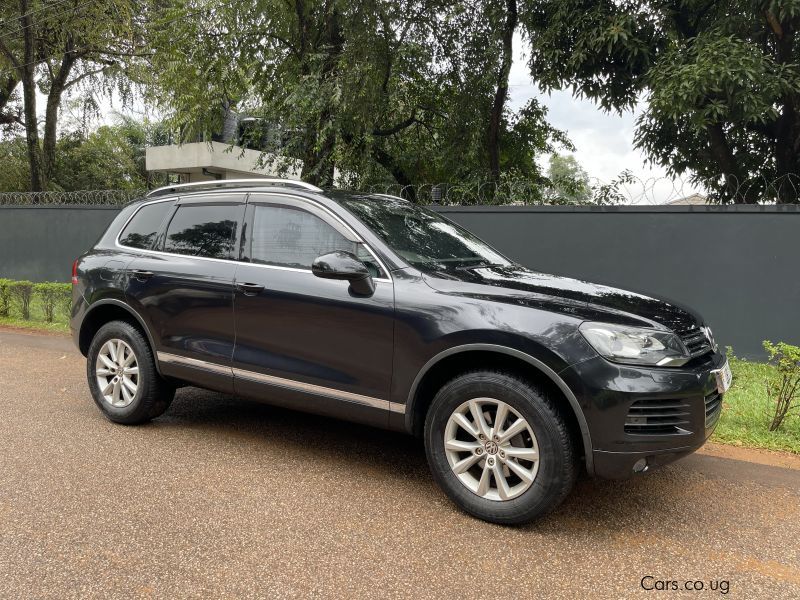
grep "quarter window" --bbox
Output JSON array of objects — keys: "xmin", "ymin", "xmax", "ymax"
[
  {"xmin": 163, "ymin": 204, "xmax": 239, "ymax": 259},
  {"xmin": 118, "ymin": 201, "xmax": 173, "ymax": 249}
]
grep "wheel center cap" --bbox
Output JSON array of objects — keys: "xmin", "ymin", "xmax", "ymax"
[{"xmin": 484, "ymin": 440, "xmax": 499, "ymax": 455}]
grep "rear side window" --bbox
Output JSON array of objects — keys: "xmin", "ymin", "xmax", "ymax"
[
  {"xmin": 163, "ymin": 204, "xmax": 239, "ymax": 259},
  {"xmin": 118, "ymin": 201, "xmax": 173, "ymax": 249},
  {"xmin": 251, "ymin": 204, "xmax": 356, "ymax": 269}
]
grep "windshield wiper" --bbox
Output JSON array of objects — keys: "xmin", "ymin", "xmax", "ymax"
[{"xmin": 454, "ymin": 262, "xmax": 505, "ymax": 271}]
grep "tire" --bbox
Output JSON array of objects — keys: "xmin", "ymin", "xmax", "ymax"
[
  {"xmin": 424, "ymin": 370, "xmax": 577, "ymax": 525},
  {"xmin": 86, "ymin": 320, "xmax": 174, "ymax": 425}
]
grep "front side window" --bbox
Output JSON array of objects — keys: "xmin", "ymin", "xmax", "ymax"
[
  {"xmin": 118, "ymin": 201, "xmax": 173, "ymax": 249},
  {"xmin": 163, "ymin": 204, "xmax": 239, "ymax": 259},
  {"xmin": 250, "ymin": 204, "xmax": 356, "ymax": 270},
  {"xmin": 338, "ymin": 196, "xmax": 511, "ymax": 274}
]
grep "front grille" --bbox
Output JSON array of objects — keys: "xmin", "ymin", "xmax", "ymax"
[
  {"xmin": 678, "ymin": 326, "xmax": 712, "ymax": 359},
  {"xmin": 705, "ymin": 391, "xmax": 723, "ymax": 429},
  {"xmin": 625, "ymin": 398, "xmax": 692, "ymax": 435}
]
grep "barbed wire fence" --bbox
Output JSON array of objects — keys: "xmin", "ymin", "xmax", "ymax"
[{"xmin": 1, "ymin": 174, "xmax": 799, "ymax": 206}]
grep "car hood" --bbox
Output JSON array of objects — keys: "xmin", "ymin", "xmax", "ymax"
[{"xmin": 421, "ymin": 265, "xmax": 702, "ymax": 333}]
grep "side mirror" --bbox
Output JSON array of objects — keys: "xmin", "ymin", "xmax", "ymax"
[{"xmin": 312, "ymin": 250, "xmax": 376, "ymax": 296}]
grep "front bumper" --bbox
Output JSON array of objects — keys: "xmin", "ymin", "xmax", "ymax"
[{"xmin": 560, "ymin": 351, "xmax": 726, "ymax": 479}]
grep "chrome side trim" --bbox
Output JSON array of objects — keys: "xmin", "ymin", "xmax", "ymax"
[
  {"xmin": 155, "ymin": 351, "xmax": 393, "ymax": 412},
  {"xmin": 157, "ymin": 352, "xmax": 233, "ymax": 376},
  {"xmin": 232, "ymin": 367, "xmax": 390, "ymax": 411}
]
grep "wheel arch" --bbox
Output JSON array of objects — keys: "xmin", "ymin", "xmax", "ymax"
[
  {"xmin": 78, "ymin": 300, "xmax": 161, "ymax": 374},
  {"xmin": 404, "ymin": 344, "xmax": 594, "ymax": 474}
]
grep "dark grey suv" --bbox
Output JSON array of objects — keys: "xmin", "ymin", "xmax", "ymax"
[{"xmin": 71, "ymin": 179, "xmax": 732, "ymax": 524}]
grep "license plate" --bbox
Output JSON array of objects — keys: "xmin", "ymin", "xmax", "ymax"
[{"xmin": 713, "ymin": 360, "xmax": 733, "ymax": 394}]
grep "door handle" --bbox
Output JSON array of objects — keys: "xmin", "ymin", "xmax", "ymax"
[
  {"xmin": 237, "ymin": 282, "xmax": 265, "ymax": 296},
  {"xmin": 131, "ymin": 269, "xmax": 154, "ymax": 281}
]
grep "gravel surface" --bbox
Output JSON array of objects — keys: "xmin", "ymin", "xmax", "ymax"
[{"xmin": 1, "ymin": 329, "xmax": 798, "ymax": 599}]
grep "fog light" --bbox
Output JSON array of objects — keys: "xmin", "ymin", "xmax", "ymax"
[{"xmin": 633, "ymin": 458, "xmax": 648, "ymax": 473}]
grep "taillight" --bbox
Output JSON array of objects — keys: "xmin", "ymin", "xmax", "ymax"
[{"xmin": 71, "ymin": 259, "xmax": 79, "ymax": 285}]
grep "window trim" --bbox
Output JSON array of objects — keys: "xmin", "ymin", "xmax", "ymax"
[
  {"xmin": 246, "ymin": 199, "xmax": 387, "ymax": 279},
  {"xmin": 114, "ymin": 193, "xmax": 393, "ymax": 284}
]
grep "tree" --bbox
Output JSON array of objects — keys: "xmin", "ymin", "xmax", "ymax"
[
  {"xmin": 545, "ymin": 154, "xmax": 591, "ymax": 204},
  {"xmin": 147, "ymin": 0, "xmax": 568, "ymax": 197},
  {"xmin": 522, "ymin": 0, "xmax": 800, "ymax": 203},
  {"xmin": 0, "ymin": 0, "xmax": 150, "ymax": 191},
  {"xmin": 0, "ymin": 116, "xmax": 169, "ymax": 192}
]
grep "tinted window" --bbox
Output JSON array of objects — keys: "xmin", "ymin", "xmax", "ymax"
[
  {"xmin": 163, "ymin": 204, "xmax": 239, "ymax": 259},
  {"xmin": 338, "ymin": 196, "xmax": 510, "ymax": 274},
  {"xmin": 251, "ymin": 205, "xmax": 356, "ymax": 269},
  {"xmin": 118, "ymin": 201, "xmax": 172, "ymax": 249}
]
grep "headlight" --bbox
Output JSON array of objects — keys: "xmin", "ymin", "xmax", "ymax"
[{"xmin": 579, "ymin": 322, "xmax": 689, "ymax": 367}]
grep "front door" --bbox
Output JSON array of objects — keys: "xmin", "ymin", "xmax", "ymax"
[
  {"xmin": 232, "ymin": 194, "xmax": 395, "ymax": 426},
  {"xmin": 125, "ymin": 194, "xmax": 246, "ymax": 393}
]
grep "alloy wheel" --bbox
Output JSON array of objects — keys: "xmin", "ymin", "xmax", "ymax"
[
  {"xmin": 444, "ymin": 397, "xmax": 540, "ymax": 501},
  {"xmin": 95, "ymin": 339, "xmax": 139, "ymax": 408}
]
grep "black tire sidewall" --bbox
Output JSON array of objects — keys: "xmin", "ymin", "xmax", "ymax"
[
  {"xmin": 425, "ymin": 372, "xmax": 574, "ymax": 524},
  {"xmin": 86, "ymin": 321, "xmax": 161, "ymax": 424}
]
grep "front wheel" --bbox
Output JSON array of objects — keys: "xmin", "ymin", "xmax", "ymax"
[
  {"xmin": 86, "ymin": 320, "xmax": 174, "ymax": 424},
  {"xmin": 424, "ymin": 371, "xmax": 577, "ymax": 525}
]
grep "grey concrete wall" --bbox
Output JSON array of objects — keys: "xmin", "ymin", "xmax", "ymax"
[
  {"xmin": 1, "ymin": 204, "xmax": 797, "ymax": 358},
  {"xmin": 0, "ymin": 206, "xmax": 121, "ymax": 283}
]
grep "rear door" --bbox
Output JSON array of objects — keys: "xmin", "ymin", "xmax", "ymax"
[
  {"xmin": 124, "ymin": 194, "xmax": 246, "ymax": 393},
  {"xmin": 231, "ymin": 193, "xmax": 395, "ymax": 426}
]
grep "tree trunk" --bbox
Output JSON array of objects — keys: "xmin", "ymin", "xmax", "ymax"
[
  {"xmin": 19, "ymin": 0, "xmax": 44, "ymax": 191},
  {"xmin": 41, "ymin": 50, "xmax": 77, "ymax": 185},
  {"xmin": 706, "ymin": 123, "xmax": 753, "ymax": 203},
  {"xmin": 299, "ymin": 5, "xmax": 342, "ymax": 187},
  {"xmin": 0, "ymin": 74, "xmax": 20, "ymax": 125},
  {"xmin": 372, "ymin": 146, "xmax": 416, "ymax": 202},
  {"xmin": 768, "ymin": 13, "xmax": 800, "ymax": 203},
  {"xmin": 488, "ymin": 0, "xmax": 517, "ymax": 184}
]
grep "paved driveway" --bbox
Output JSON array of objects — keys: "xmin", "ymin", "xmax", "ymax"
[{"xmin": 1, "ymin": 329, "xmax": 799, "ymax": 599}]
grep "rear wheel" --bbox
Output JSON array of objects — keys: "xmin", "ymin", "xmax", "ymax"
[
  {"xmin": 86, "ymin": 320, "xmax": 174, "ymax": 424},
  {"xmin": 424, "ymin": 370, "xmax": 577, "ymax": 524}
]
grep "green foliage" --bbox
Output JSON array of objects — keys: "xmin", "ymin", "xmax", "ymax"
[
  {"xmin": 8, "ymin": 280, "xmax": 34, "ymax": 320},
  {"xmin": 0, "ymin": 117, "xmax": 170, "ymax": 192},
  {"xmin": 714, "ymin": 355, "xmax": 800, "ymax": 454},
  {"xmin": 33, "ymin": 283, "xmax": 71, "ymax": 323},
  {"xmin": 0, "ymin": 278, "xmax": 11, "ymax": 317},
  {"xmin": 146, "ymin": 0, "xmax": 569, "ymax": 195},
  {"xmin": 763, "ymin": 341, "xmax": 800, "ymax": 432},
  {"xmin": 521, "ymin": 0, "xmax": 800, "ymax": 203},
  {"xmin": 544, "ymin": 154, "xmax": 591, "ymax": 204}
]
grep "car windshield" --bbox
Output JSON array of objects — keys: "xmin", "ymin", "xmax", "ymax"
[{"xmin": 338, "ymin": 196, "xmax": 512, "ymax": 274}]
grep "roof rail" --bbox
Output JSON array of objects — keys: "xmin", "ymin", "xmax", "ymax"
[{"xmin": 145, "ymin": 178, "xmax": 323, "ymax": 198}]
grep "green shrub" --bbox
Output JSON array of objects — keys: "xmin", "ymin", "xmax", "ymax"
[
  {"xmin": 57, "ymin": 284, "xmax": 72, "ymax": 319},
  {"xmin": 0, "ymin": 278, "xmax": 11, "ymax": 317},
  {"xmin": 8, "ymin": 280, "xmax": 34, "ymax": 320},
  {"xmin": 34, "ymin": 282, "xmax": 70, "ymax": 323},
  {"xmin": 764, "ymin": 341, "xmax": 800, "ymax": 432}
]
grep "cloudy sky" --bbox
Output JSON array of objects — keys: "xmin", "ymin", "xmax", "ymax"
[{"xmin": 508, "ymin": 36, "xmax": 699, "ymax": 203}]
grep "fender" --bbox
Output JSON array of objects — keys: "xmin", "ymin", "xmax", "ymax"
[
  {"xmin": 403, "ymin": 343, "xmax": 594, "ymax": 474},
  {"xmin": 80, "ymin": 298, "xmax": 163, "ymax": 376}
]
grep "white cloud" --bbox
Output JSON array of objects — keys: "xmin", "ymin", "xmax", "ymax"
[{"xmin": 509, "ymin": 35, "xmax": 700, "ymax": 203}]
